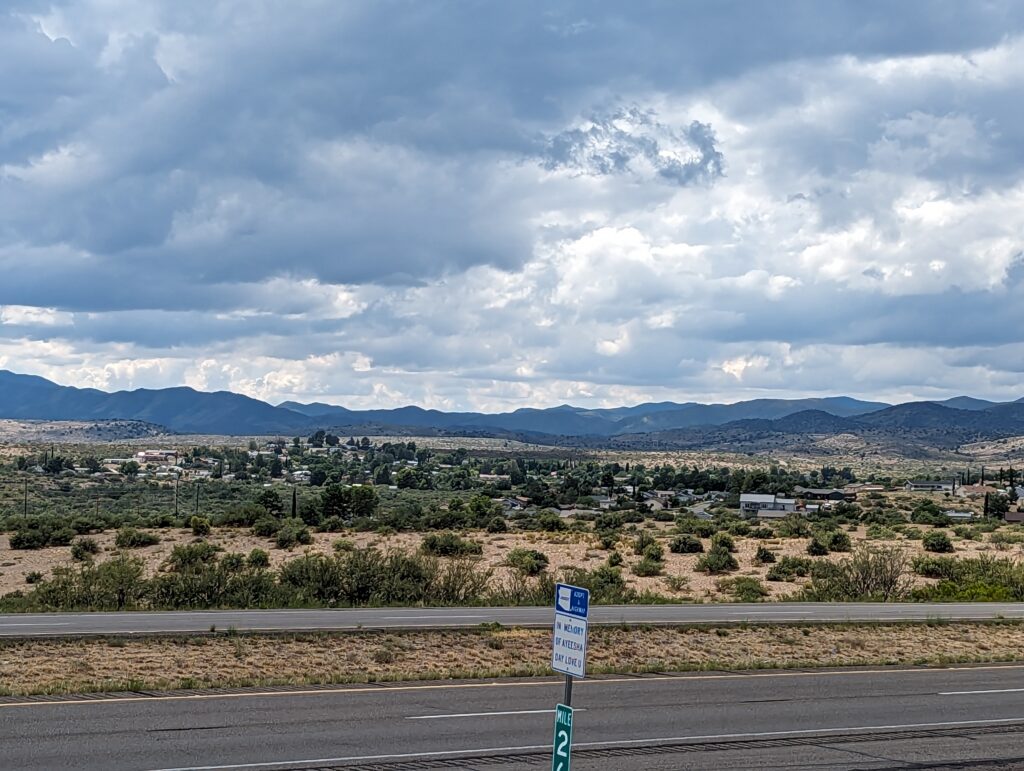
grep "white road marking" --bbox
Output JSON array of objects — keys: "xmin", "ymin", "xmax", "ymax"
[
  {"xmin": 729, "ymin": 611, "xmax": 814, "ymax": 615},
  {"xmin": 0, "ymin": 623, "xmax": 71, "ymax": 627},
  {"xmin": 408, "ymin": 708, "xmax": 585, "ymax": 720},
  {"xmin": 940, "ymin": 688, "xmax": 1024, "ymax": 696},
  {"xmin": 379, "ymin": 614, "xmax": 484, "ymax": 620},
  {"xmin": 145, "ymin": 715, "xmax": 1024, "ymax": 771}
]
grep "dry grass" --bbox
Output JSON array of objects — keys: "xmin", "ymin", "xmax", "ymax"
[{"xmin": 2, "ymin": 622, "xmax": 1024, "ymax": 696}]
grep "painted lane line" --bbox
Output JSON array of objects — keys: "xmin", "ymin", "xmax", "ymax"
[
  {"xmin": 940, "ymin": 688, "xmax": 1024, "ymax": 696},
  {"xmin": 379, "ymin": 615, "xmax": 484, "ymax": 620},
  {"xmin": 729, "ymin": 611, "xmax": 814, "ymax": 615},
  {"xmin": 145, "ymin": 715, "xmax": 1024, "ymax": 771},
  {"xmin": 408, "ymin": 708, "xmax": 586, "ymax": 720},
  {"xmin": 0, "ymin": 622, "xmax": 71, "ymax": 627}
]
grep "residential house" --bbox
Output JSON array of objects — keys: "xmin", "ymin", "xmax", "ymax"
[
  {"xmin": 793, "ymin": 486, "xmax": 852, "ymax": 501},
  {"xmin": 845, "ymin": 483, "xmax": 887, "ymax": 494},
  {"xmin": 943, "ymin": 510, "xmax": 975, "ymax": 521},
  {"xmin": 956, "ymin": 484, "xmax": 1001, "ymax": 499},
  {"xmin": 904, "ymin": 480, "xmax": 956, "ymax": 493},
  {"xmin": 740, "ymin": 493, "xmax": 797, "ymax": 518}
]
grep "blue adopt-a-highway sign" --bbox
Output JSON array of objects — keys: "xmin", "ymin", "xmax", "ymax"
[{"xmin": 555, "ymin": 583, "xmax": 589, "ymax": 620}]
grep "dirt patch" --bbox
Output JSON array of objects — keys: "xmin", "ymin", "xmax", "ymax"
[{"xmin": 1, "ymin": 622, "xmax": 1023, "ymax": 696}]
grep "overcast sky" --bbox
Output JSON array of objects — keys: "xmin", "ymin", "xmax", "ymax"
[{"xmin": 2, "ymin": 1, "xmax": 1024, "ymax": 410}]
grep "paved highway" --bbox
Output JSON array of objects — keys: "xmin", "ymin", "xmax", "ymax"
[
  {"xmin": 5, "ymin": 664, "xmax": 1024, "ymax": 769},
  {"xmin": 2, "ymin": 602, "xmax": 1024, "ymax": 637}
]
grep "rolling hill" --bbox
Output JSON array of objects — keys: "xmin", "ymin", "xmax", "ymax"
[{"xmin": 2, "ymin": 370, "xmax": 1024, "ymax": 456}]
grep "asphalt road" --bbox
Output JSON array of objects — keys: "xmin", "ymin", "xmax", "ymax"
[
  {"xmin": 2, "ymin": 602, "xmax": 1024, "ymax": 637},
  {"xmin": 5, "ymin": 664, "xmax": 1024, "ymax": 769}
]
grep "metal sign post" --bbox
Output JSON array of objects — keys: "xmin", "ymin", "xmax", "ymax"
[{"xmin": 551, "ymin": 583, "xmax": 589, "ymax": 771}]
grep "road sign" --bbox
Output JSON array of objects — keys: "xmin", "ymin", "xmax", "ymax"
[
  {"xmin": 552, "ymin": 583, "xmax": 589, "ymax": 679},
  {"xmin": 551, "ymin": 703, "xmax": 574, "ymax": 771},
  {"xmin": 556, "ymin": 583, "xmax": 589, "ymax": 619}
]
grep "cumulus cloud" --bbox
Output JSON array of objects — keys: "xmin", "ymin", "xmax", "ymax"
[
  {"xmin": 3, "ymin": 1, "xmax": 1024, "ymax": 409},
  {"xmin": 541, "ymin": 107, "xmax": 724, "ymax": 186}
]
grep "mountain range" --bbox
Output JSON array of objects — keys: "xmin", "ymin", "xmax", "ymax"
[{"xmin": 1, "ymin": 370, "xmax": 1023, "ymax": 454}]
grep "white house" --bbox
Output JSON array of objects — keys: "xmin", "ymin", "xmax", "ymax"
[
  {"xmin": 904, "ymin": 480, "xmax": 956, "ymax": 493},
  {"xmin": 740, "ymin": 493, "xmax": 797, "ymax": 518}
]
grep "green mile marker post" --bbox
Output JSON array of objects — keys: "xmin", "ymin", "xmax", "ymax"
[{"xmin": 551, "ymin": 703, "xmax": 574, "ymax": 771}]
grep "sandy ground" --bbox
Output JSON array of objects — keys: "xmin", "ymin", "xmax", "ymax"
[
  {"xmin": 2, "ymin": 521, "xmax": 1022, "ymax": 600},
  {"xmin": 1, "ymin": 622, "xmax": 1023, "ymax": 696}
]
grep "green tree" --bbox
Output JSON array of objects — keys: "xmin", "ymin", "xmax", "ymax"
[{"xmin": 119, "ymin": 460, "xmax": 140, "ymax": 480}]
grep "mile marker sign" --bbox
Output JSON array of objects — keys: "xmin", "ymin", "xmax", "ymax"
[{"xmin": 551, "ymin": 583, "xmax": 589, "ymax": 679}]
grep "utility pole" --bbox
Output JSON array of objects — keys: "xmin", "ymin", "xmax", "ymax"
[
  {"xmin": 23, "ymin": 479, "xmax": 28, "ymax": 517},
  {"xmin": 174, "ymin": 475, "xmax": 179, "ymax": 517},
  {"xmin": 291, "ymin": 485, "xmax": 297, "ymax": 519}
]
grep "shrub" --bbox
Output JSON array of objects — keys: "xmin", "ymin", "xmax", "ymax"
[
  {"xmin": 669, "ymin": 535, "xmax": 704, "ymax": 554},
  {"xmin": 642, "ymin": 542, "xmax": 664, "ymax": 563},
  {"xmin": 909, "ymin": 554, "xmax": 1024, "ymax": 601},
  {"xmin": 749, "ymin": 526, "xmax": 775, "ymax": 539},
  {"xmin": 607, "ymin": 550, "xmax": 624, "ymax": 567},
  {"xmin": 275, "ymin": 519, "xmax": 313, "ymax": 550},
  {"xmin": 166, "ymin": 542, "xmax": 222, "ymax": 571},
  {"xmin": 70, "ymin": 537, "xmax": 101, "ymax": 562},
  {"xmin": 710, "ymin": 532, "xmax": 736, "ymax": 553},
  {"xmin": 9, "ymin": 521, "xmax": 75, "ymax": 550},
  {"xmin": 753, "ymin": 545, "xmax": 776, "ymax": 565},
  {"xmin": 252, "ymin": 516, "xmax": 281, "ymax": 538},
  {"xmin": 534, "ymin": 510, "xmax": 566, "ymax": 532},
  {"xmin": 595, "ymin": 530, "xmax": 620, "ymax": 550},
  {"xmin": 824, "ymin": 529, "xmax": 852, "ymax": 552},
  {"xmin": 798, "ymin": 545, "xmax": 912, "ymax": 601},
  {"xmin": 900, "ymin": 526, "xmax": 924, "ymax": 540},
  {"xmin": 220, "ymin": 552, "xmax": 245, "ymax": 572},
  {"xmin": 718, "ymin": 576, "xmax": 769, "ymax": 602},
  {"xmin": 806, "ymin": 537, "xmax": 829, "ymax": 556},
  {"xmin": 695, "ymin": 546, "xmax": 739, "ymax": 574},
  {"xmin": 25, "ymin": 571, "xmax": 43, "ymax": 584},
  {"xmin": 560, "ymin": 565, "xmax": 632, "ymax": 604},
  {"xmin": 246, "ymin": 548, "xmax": 270, "ymax": 568},
  {"xmin": 633, "ymin": 531, "xmax": 657, "ymax": 555},
  {"xmin": 115, "ymin": 527, "xmax": 160, "ymax": 548},
  {"xmin": 765, "ymin": 556, "xmax": 815, "ymax": 582},
  {"xmin": 333, "ymin": 538, "xmax": 355, "ymax": 553},
  {"xmin": 776, "ymin": 515, "xmax": 811, "ymax": 538},
  {"xmin": 421, "ymin": 532, "xmax": 483, "ymax": 557},
  {"xmin": 9, "ymin": 529, "xmax": 46, "ymax": 550},
  {"xmin": 676, "ymin": 518, "xmax": 717, "ymax": 538},
  {"xmin": 632, "ymin": 558, "xmax": 663, "ymax": 577},
  {"xmin": 866, "ymin": 524, "xmax": 897, "ymax": 540},
  {"xmin": 663, "ymin": 574, "xmax": 690, "ymax": 593},
  {"xmin": 190, "ymin": 516, "xmax": 211, "ymax": 537},
  {"xmin": 727, "ymin": 521, "xmax": 751, "ymax": 537},
  {"xmin": 505, "ymin": 548, "xmax": 549, "ymax": 576},
  {"xmin": 485, "ymin": 517, "xmax": 508, "ymax": 533},
  {"xmin": 911, "ymin": 502, "xmax": 951, "ymax": 527},
  {"xmin": 922, "ymin": 531, "xmax": 954, "ymax": 553}
]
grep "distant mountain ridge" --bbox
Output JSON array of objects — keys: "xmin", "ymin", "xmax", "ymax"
[{"xmin": 1, "ymin": 370, "xmax": 1023, "ymax": 454}]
